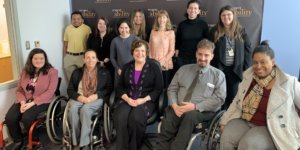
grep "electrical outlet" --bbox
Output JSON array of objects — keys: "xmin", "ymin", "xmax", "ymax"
[
  {"xmin": 34, "ymin": 41, "xmax": 40, "ymax": 48},
  {"xmin": 25, "ymin": 41, "xmax": 30, "ymax": 50}
]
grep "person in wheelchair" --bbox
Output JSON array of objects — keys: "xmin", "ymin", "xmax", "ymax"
[
  {"xmin": 219, "ymin": 41, "xmax": 300, "ymax": 150},
  {"xmin": 156, "ymin": 39, "xmax": 226, "ymax": 150},
  {"xmin": 67, "ymin": 50, "xmax": 113, "ymax": 149},
  {"xmin": 113, "ymin": 40, "xmax": 163, "ymax": 150},
  {"xmin": 5, "ymin": 48, "xmax": 58, "ymax": 150}
]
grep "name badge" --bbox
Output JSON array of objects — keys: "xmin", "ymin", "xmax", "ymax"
[{"xmin": 228, "ymin": 48, "xmax": 234, "ymax": 56}]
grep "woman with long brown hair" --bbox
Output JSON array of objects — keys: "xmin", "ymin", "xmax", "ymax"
[
  {"xmin": 5, "ymin": 48, "xmax": 58, "ymax": 150},
  {"xmin": 209, "ymin": 5, "xmax": 252, "ymax": 109}
]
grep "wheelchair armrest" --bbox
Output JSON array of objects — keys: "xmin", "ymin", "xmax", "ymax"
[
  {"xmin": 107, "ymin": 90, "xmax": 116, "ymax": 108},
  {"xmin": 55, "ymin": 77, "xmax": 62, "ymax": 96},
  {"xmin": 157, "ymin": 89, "xmax": 167, "ymax": 117}
]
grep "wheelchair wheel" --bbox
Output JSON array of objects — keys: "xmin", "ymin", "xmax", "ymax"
[
  {"xmin": 62, "ymin": 101, "xmax": 73, "ymax": 149},
  {"xmin": 46, "ymin": 96, "xmax": 68, "ymax": 144},
  {"xmin": 103, "ymin": 103, "xmax": 116, "ymax": 143},
  {"xmin": 206, "ymin": 110, "xmax": 224, "ymax": 150},
  {"xmin": 90, "ymin": 112, "xmax": 104, "ymax": 150}
]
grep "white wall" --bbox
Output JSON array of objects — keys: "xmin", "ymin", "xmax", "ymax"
[
  {"xmin": 16, "ymin": 0, "xmax": 71, "ymax": 91},
  {"xmin": 0, "ymin": 0, "xmax": 70, "ymax": 138}
]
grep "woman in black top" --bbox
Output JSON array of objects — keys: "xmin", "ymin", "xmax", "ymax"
[
  {"xmin": 209, "ymin": 5, "xmax": 252, "ymax": 109},
  {"xmin": 113, "ymin": 40, "xmax": 163, "ymax": 150},
  {"xmin": 87, "ymin": 17, "xmax": 115, "ymax": 78},
  {"xmin": 175, "ymin": 0, "xmax": 209, "ymax": 69}
]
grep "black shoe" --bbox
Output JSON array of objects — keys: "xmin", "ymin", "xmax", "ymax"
[{"xmin": 9, "ymin": 141, "xmax": 23, "ymax": 150}]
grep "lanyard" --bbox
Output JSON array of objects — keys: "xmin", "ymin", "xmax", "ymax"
[{"xmin": 225, "ymin": 35, "xmax": 234, "ymax": 49}]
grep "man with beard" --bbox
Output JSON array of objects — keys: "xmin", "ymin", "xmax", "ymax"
[
  {"xmin": 63, "ymin": 11, "xmax": 91, "ymax": 81},
  {"xmin": 156, "ymin": 39, "xmax": 226, "ymax": 150}
]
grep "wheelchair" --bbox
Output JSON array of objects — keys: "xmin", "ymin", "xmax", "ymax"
[
  {"xmin": 0, "ymin": 77, "xmax": 69, "ymax": 150},
  {"xmin": 62, "ymin": 92, "xmax": 115, "ymax": 150},
  {"xmin": 46, "ymin": 95, "xmax": 69, "ymax": 145},
  {"xmin": 102, "ymin": 91, "xmax": 116, "ymax": 144},
  {"xmin": 157, "ymin": 109, "xmax": 224, "ymax": 150},
  {"xmin": 187, "ymin": 110, "xmax": 224, "ymax": 150},
  {"xmin": 102, "ymin": 89, "xmax": 168, "ymax": 149}
]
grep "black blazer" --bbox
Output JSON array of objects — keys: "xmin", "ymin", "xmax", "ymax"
[
  {"xmin": 67, "ymin": 64, "xmax": 113, "ymax": 101},
  {"xmin": 116, "ymin": 59, "xmax": 163, "ymax": 111},
  {"xmin": 209, "ymin": 26, "xmax": 252, "ymax": 81}
]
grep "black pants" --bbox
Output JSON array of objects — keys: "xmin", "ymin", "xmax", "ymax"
[
  {"xmin": 156, "ymin": 107, "xmax": 214, "ymax": 150},
  {"xmin": 162, "ymin": 70, "xmax": 172, "ymax": 88},
  {"xmin": 113, "ymin": 102, "xmax": 150, "ymax": 150},
  {"xmin": 104, "ymin": 62, "xmax": 115, "ymax": 85},
  {"xmin": 222, "ymin": 66, "xmax": 240, "ymax": 110},
  {"xmin": 5, "ymin": 103, "xmax": 49, "ymax": 142}
]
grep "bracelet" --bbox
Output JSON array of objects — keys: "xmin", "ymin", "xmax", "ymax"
[{"xmin": 194, "ymin": 103, "xmax": 197, "ymax": 110}]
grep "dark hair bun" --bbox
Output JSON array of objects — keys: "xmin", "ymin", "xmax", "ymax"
[{"xmin": 260, "ymin": 40, "xmax": 269, "ymax": 47}]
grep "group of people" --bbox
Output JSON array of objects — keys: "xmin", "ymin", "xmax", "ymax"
[{"xmin": 4, "ymin": 0, "xmax": 300, "ymax": 150}]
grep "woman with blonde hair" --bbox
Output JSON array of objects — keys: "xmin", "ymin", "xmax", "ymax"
[
  {"xmin": 149, "ymin": 9, "xmax": 175, "ymax": 88},
  {"xmin": 130, "ymin": 9, "xmax": 147, "ymax": 40}
]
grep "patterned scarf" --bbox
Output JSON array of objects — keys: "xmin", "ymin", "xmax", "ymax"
[
  {"xmin": 242, "ymin": 68, "xmax": 276, "ymax": 121},
  {"xmin": 82, "ymin": 66, "xmax": 97, "ymax": 97}
]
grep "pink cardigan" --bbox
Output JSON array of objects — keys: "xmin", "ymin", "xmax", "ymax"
[
  {"xmin": 149, "ymin": 30, "xmax": 175, "ymax": 70},
  {"xmin": 16, "ymin": 68, "xmax": 58, "ymax": 105}
]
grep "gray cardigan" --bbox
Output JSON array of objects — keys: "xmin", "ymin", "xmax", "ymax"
[{"xmin": 110, "ymin": 35, "xmax": 139, "ymax": 70}]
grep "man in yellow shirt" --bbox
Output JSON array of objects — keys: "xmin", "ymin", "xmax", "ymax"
[{"xmin": 63, "ymin": 11, "xmax": 91, "ymax": 81}]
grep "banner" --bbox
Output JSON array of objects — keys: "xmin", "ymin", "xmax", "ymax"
[{"xmin": 72, "ymin": 0, "xmax": 264, "ymax": 46}]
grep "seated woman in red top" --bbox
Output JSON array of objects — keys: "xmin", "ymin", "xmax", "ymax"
[{"xmin": 5, "ymin": 48, "xmax": 58, "ymax": 150}]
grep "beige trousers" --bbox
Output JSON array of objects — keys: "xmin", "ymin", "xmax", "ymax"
[{"xmin": 63, "ymin": 54, "xmax": 84, "ymax": 81}]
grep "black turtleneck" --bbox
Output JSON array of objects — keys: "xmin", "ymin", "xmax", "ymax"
[{"xmin": 175, "ymin": 18, "xmax": 209, "ymax": 60}]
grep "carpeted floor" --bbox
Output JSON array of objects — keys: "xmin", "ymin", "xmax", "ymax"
[{"xmin": 5, "ymin": 122, "xmax": 204, "ymax": 150}]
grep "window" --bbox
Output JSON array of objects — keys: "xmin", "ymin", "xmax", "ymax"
[{"xmin": 0, "ymin": 0, "xmax": 22, "ymax": 90}]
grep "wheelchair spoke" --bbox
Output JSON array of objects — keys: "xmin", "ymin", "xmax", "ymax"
[{"xmin": 206, "ymin": 111, "xmax": 224, "ymax": 150}]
